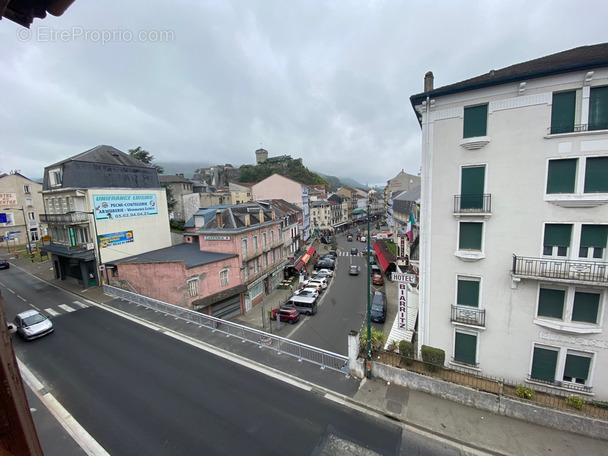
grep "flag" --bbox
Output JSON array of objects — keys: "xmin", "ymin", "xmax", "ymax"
[{"xmin": 405, "ymin": 212, "xmax": 415, "ymax": 241}]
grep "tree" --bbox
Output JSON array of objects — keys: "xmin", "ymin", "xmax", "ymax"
[{"xmin": 128, "ymin": 146, "xmax": 164, "ymax": 174}]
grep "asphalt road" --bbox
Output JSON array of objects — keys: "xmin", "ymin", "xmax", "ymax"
[{"xmin": 14, "ymin": 306, "xmax": 404, "ymax": 455}]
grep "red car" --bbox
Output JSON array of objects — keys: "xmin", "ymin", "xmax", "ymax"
[
  {"xmin": 372, "ymin": 273, "xmax": 384, "ymax": 286},
  {"xmin": 271, "ymin": 308, "xmax": 300, "ymax": 324}
]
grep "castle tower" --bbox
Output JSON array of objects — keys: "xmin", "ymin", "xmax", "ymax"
[{"xmin": 255, "ymin": 148, "xmax": 268, "ymax": 164}]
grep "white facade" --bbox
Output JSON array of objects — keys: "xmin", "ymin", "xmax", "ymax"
[{"xmin": 413, "ymin": 50, "xmax": 608, "ymax": 400}]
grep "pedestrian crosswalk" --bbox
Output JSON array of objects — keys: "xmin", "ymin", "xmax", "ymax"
[{"xmin": 44, "ymin": 300, "xmax": 89, "ymax": 317}]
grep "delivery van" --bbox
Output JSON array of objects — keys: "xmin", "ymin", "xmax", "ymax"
[{"xmin": 282, "ymin": 295, "xmax": 318, "ymax": 316}]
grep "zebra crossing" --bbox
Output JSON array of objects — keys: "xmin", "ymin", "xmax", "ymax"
[
  {"xmin": 44, "ymin": 300, "xmax": 89, "ymax": 317},
  {"xmin": 337, "ymin": 251, "xmax": 362, "ymax": 257}
]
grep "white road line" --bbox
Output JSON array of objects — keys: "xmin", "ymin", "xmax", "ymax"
[
  {"xmin": 16, "ymin": 294, "xmax": 27, "ymax": 301},
  {"xmin": 17, "ymin": 360, "xmax": 110, "ymax": 456},
  {"xmin": 72, "ymin": 301, "xmax": 88, "ymax": 308},
  {"xmin": 58, "ymin": 304, "xmax": 76, "ymax": 313},
  {"xmin": 4, "ymin": 287, "xmax": 16, "ymax": 294},
  {"xmin": 45, "ymin": 308, "xmax": 61, "ymax": 317}
]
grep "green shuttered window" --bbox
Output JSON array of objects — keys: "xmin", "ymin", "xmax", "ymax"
[
  {"xmin": 537, "ymin": 288, "xmax": 565, "ymax": 319},
  {"xmin": 544, "ymin": 224, "xmax": 572, "ymax": 247},
  {"xmin": 563, "ymin": 354, "xmax": 591, "ymax": 384},
  {"xmin": 547, "ymin": 159, "xmax": 577, "ymax": 194},
  {"xmin": 461, "ymin": 166, "xmax": 485, "ymax": 209},
  {"xmin": 531, "ymin": 347, "xmax": 557, "ymax": 383},
  {"xmin": 589, "ymin": 86, "xmax": 608, "ymax": 131},
  {"xmin": 551, "ymin": 91, "xmax": 576, "ymax": 134},
  {"xmin": 463, "ymin": 105, "xmax": 488, "ymax": 138},
  {"xmin": 572, "ymin": 292, "xmax": 600, "ymax": 324},
  {"xmin": 459, "ymin": 222, "xmax": 483, "ymax": 250},
  {"xmin": 457, "ymin": 279, "xmax": 480, "ymax": 307},
  {"xmin": 584, "ymin": 157, "xmax": 608, "ymax": 193},
  {"xmin": 454, "ymin": 332, "xmax": 477, "ymax": 365}
]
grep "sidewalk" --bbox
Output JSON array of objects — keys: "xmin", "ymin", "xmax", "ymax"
[{"xmin": 8, "ymin": 256, "xmax": 607, "ymax": 456}]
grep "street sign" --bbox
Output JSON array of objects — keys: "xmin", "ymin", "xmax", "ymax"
[{"xmin": 391, "ymin": 272, "xmax": 418, "ymax": 284}]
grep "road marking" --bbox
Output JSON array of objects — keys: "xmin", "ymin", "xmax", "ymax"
[
  {"xmin": 73, "ymin": 301, "xmax": 88, "ymax": 308},
  {"xmin": 45, "ymin": 308, "xmax": 60, "ymax": 317},
  {"xmin": 59, "ymin": 304, "xmax": 76, "ymax": 313},
  {"xmin": 17, "ymin": 294, "xmax": 27, "ymax": 302}
]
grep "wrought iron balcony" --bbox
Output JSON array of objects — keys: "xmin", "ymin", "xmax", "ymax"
[
  {"xmin": 512, "ymin": 255, "xmax": 608, "ymax": 284},
  {"xmin": 549, "ymin": 122, "xmax": 608, "ymax": 135},
  {"xmin": 39, "ymin": 212, "xmax": 90, "ymax": 224},
  {"xmin": 451, "ymin": 305, "xmax": 486, "ymax": 327},
  {"xmin": 453, "ymin": 194, "xmax": 492, "ymax": 215}
]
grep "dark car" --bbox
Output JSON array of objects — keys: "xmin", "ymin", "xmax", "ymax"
[
  {"xmin": 0, "ymin": 259, "xmax": 9, "ymax": 269},
  {"xmin": 271, "ymin": 307, "xmax": 300, "ymax": 324},
  {"xmin": 350, "ymin": 248, "xmax": 358, "ymax": 255},
  {"xmin": 325, "ymin": 251, "xmax": 338, "ymax": 259},
  {"xmin": 370, "ymin": 291, "xmax": 387, "ymax": 323},
  {"xmin": 314, "ymin": 260, "xmax": 335, "ymax": 270}
]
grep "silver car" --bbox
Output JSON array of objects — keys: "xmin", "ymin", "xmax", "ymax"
[{"xmin": 13, "ymin": 309, "xmax": 54, "ymax": 340}]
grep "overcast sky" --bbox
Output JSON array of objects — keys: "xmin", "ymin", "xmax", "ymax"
[{"xmin": 1, "ymin": 1, "xmax": 606, "ymax": 186}]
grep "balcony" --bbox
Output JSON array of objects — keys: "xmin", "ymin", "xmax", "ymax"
[
  {"xmin": 451, "ymin": 305, "xmax": 486, "ymax": 327},
  {"xmin": 512, "ymin": 255, "xmax": 608, "ymax": 285},
  {"xmin": 39, "ymin": 212, "xmax": 90, "ymax": 224},
  {"xmin": 453, "ymin": 194, "xmax": 491, "ymax": 217},
  {"xmin": 242, "ymin": 248, "xmax": 263, "ymax": 262},
  {"xmin": 549, "ymin": 122, "xmax": 608, "ymax": 135}
]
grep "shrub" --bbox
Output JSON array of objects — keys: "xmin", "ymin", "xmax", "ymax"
[
  {"xmin": 421, "ymin": 345, "xmax": 445, "ymax": 371},
  {"xmin": 399, "ymin": 340, "xmax": 415, "ymax": 366},
  {"xmin": 516, "ymin": 384, "xmax": 535, "ymax": 400},
  {"xmin": 359, "ymin": 328, "xmax": 386, "ymax": 351},
  {"xmin": 566, "ymin": 395, "xmax": 584, "ymax": 410},
  {"xmin": 590, "ymin": 400, "xmax": 608, "ymax": 410}
]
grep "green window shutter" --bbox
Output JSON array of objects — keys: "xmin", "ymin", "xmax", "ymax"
[
  {"xmin": 538, "ymin": 288, "xmax": 565, "ymax": 319},
  {"xmin": 572, "ymin": 292, "xmax": 600, "ymax": 323},
  {"xmin": 547, "ymin": 159, "xmax": 577, "ymax": 194},
  {"xmin": 461, "ymin": 166, "xmax": 485, "ymax": 209},
  {"xmin": 563, "ymin": 354, "xmax": 591, "ymax": 382},
  {"xmin": 589, "ymin": 86, "xmax": 608, "ymax": 131},
  {"xmin": 584, "ymin": 157, "xmax": 608, "ymax": 193},
  {"xmin": 551, "ymin": 91, "xmax": 576, "ymax": 134},
  {"xmin": 463, "ymin": 105, "xmax": 488, "ymax": 138},
  {"xmin": 457, "ymin": 279, "xmax": 480, "ymax": 307},
  {"xmin": 454, "ymin": 332, "xmax": 477, "ymax": 365},
  {"xmin": 459, "ymin": 222, "xmax": 483, "ymax": 250},
  {"xmin": 580, "ymin": 225, "xmax": 608, "ymax": 248},
  {"xmin": 531, "ymin": 347, "xmax": 558, "ymax": 383},
  {"xmin": 543, "ymin": 224, "xmax": 572, "ymax": 247}
]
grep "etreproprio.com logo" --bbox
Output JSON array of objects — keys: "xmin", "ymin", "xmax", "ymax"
[{"xmin": 16, "ymin": 26, "xmax": 175, "ymax": 44}]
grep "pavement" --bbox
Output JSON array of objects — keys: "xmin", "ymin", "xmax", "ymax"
[{"xmin": 5, "ymin": 253, "xmax": 608, "ymax": 456}]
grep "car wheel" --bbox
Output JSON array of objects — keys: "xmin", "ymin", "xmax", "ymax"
[{"xmin": 306, "ymin": 311, "xmax": 311, "ymax": 316}]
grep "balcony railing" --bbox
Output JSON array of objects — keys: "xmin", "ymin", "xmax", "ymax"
[
  {"xmin": 451, "ymin": 305, "xmax": 486, "ymax": 327},
  {"xmin": 39, "ymin": 212, "xmax": 89, "ymax": 224},
  {"xmin": 512, "ymin": 255, "xmax": 608, "ymax": 284},
  {"xmin": 549, "ymin": 122, "xmax": 608, "ymax": 135},
  {"xmin": 453, "ymin": 194, "xmax": 491, "ymax": 214}
]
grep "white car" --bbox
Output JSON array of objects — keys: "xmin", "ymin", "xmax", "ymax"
[
  {"xmin": 293, "ymin": 287, "xmax": 320, "ymax": 299},
  {"xmin": 13, "ymin": 309, "xmax": 54, "ymax": 340},
  {"xmin": 304, "ymin": 278, "xmax": 328, "ymax": 290},
  {"xmin": 315, "ymin": 268, "xmax": 333, "ymax": 277}
]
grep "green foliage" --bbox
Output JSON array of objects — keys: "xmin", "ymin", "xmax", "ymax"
[
  {"xmin": 421, "ymin": 345, "xmax": 445, "ymax": 371},
  {"xmin": 360, "ymin": 328, "xmax": 386, "ymax": 351},
  {"xmin": 590, "ymin": 400, "xmax": 608, "ymax": 410},
  {"xmin": 238, "ymin": 156, "xmax": 329, "ymax": 187},
  {"xmin": 170, "ymin": 220, "xmax": 185, "ymax": 231},
  {"xmin": 516, "ymin": 384, "xmax": 535, "ymax": 400},
  {"xmin": 565, "ymin": 395, "xmax": 584, "ymax": 410},
  {"xmin": 399, "ymin": 340, "xmax": 415, "ymax": 365},
  {"xmin": 129, "ymin": 146, "xmax": 164, "ymax": 174}
]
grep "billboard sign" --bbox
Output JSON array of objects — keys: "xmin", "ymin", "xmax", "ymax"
[
  {"xmin": 98, "ymin": 230, "xmax": 134, "ymax": 248},
  {"xmin": 93, "ymin": 194, "xmax": 158, "ymax": 221}
]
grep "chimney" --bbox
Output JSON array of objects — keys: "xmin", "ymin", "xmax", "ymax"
[
  {"xmin": 245, "ymin": 214, "xmax": 250, "ymax": 227},
  {"xmin": 424, "ymin": 71, "xmax": 434, "ymax": 92},
  {"xmin": 215, "ymin": 210, "xmax": 223, "ymax": 227},
  {"xmin": 259, "ymin": 210, "xmax": 264, "ymax": 224},
  {"xmin": 271, "ymin": 211, "xmax": 275, "ymax": 221}
]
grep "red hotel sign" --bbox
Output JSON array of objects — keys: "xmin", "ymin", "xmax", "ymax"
[{"xmin": 398, "ymin": 282, "xmax": 407, "ymax": 329}]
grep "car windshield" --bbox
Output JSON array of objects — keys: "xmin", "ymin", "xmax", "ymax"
[
  {"xmin": 23, "ymin": 313, "xmax": 47, "ymax": 326},
  {"xmin": 371, "ymin": 303, "xmax": 384, "ymax": 312}
]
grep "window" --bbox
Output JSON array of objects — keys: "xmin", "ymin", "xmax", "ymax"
[
  {"xmin": 530, "ymin": 346, "xmax": 558, "ymax": 383},
  {"xmin": 579, "ymin": 225, "xmax": 607, "ymax": 259},
  {"xmin": 530, "ymin": 345, "xmax": 593, "ymax": 388},
  {"xmin": 23, "ymin": 184, "xmax": 30, "ymax": 193},
  {"xmin": 537, "ymin": 286, "xmax": 601, "ymax": 325},
  {"xmin": 589, "ymin": 86, "xmax": 608, "ymax": 131},
  {"xmin": 463, "ymin": 104, "xmax": 488, "ymax": 138},
  {"xmin": 241, "ymin": 238, "xmax": 248, "ymax": 256},
  {"xmin": 458, "ymin": 222, "xmax": 483, "ymax": 250},
  {"xmin": 220, "ymin": 269, "xmax": 229, "ymax": 287},
  {"xmin": 49, "ymin": 169, "xmax": 62, "ymax": 186},
  {"xmin": 543, "ymin": 224, "xmax": 572, "ymax": 256},
  {"xmin": 537, "ymin": 288, "xmax": 564, "ymax": 319},
  {"xmin": 460, "ymin": 166, "xmax": 485, "ymax": 210},
  {"xmin": 253, "ymin": 235, "xmax": 258, "ymax": 251},
  {"xmin": 572, "ymin": 291, "xmax": 600, "ymax": 324},
  {"xmin": 583, "ymin": 156, "xmax": 608, "ymax": 193},
  {"xmin": 563, "ymin": 353, "xmax": 592, "ymax": 385},
  {"xmin": 454, "ymin": 331, "xmax": 477, "ymax": 366},
  {"xmin": 262, "ymin": 232, "xmax": 267, "ymax": 248},
  {"xmin": 457, "ymin": 277, "xmax": 480, "ymax": 307},
  {"xmin": 187, "ymin": 278, "xmax": 199, "ymax": 297},
  {"xmin": 547, "ymin": 159, "xmax": 577, "ymax": 194},
  {"xmin": 551, "ymin": 91, "xmax": 576, "ymax": 134},
  {"xmin": 270, "ymin": 229, "xmax": 274, "ymax": 244}
]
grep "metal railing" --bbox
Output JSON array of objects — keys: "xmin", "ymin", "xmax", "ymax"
[
  {"xmin": 512, "ymin": 255, "xmax": 608, "ymax": 284},
  {"xmin": 103, "ymin": 285, "xmax": 349, "ymax": 375},
  {"xmin": 451, "ymin": 304, "xmax": 486, "ymax": 327},
  {"xmin": 453, "ymin": 194, "xmax": 492, "ymax": 214}
]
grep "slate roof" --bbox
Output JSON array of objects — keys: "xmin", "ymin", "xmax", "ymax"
[
  {"xmin": 410, "ymin": 42, "xmax": 608, "ymax": 114},
  {"xmin": 47, "ymin": 145, "xmax": 153, "ymax": 169},
  {"xmin": 159, "ymin": 174, "xmax": 192, "ymax": 184},
  {"xmin": 114, "ymin": 242, "xmax": 236, "ymax": 269}
]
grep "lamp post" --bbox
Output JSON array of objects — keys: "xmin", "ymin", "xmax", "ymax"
[
  {"xmin": 4, "ymin": 206, "xmax": 32, "ymax": 255},
  {"xmin": 365, "ymin": 202, "xmax": 372, "ymax": 379},
  {"xmin": 66, "ymin": 210, "xmax": 103, "ymax": 285}
]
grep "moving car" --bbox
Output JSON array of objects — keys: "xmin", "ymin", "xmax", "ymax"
[
  {"xmin": 372, "ymin": 273, "xmax": 384, "ymax": 285},
  {"xmin": 350, "ymin": 248, "xmax": 358, "ymax": 255},
  {"xmin": 13, "ymin": 309, "xmax": 54, "ymax": 340},
  {"xmin": 293, "ymin": 287, "xmax": 319, "ymax": 299},
  {"xmin": 0, "ymin": 259, "xmax": 9, "ymax": 269},
  {"xmin": 370, "ymin": 292, "xmax": 387, "ymax": 323},
  {"xmin": 270, "ymin": 307, "xmax": 300, "ymax": 324},
  {"xmin": 347, "ymin": 234, "xmax": 353, "ymax": 241},
  {"xmin": 349, "ymin": 265, "xmax": 360, "ymax": 275}
]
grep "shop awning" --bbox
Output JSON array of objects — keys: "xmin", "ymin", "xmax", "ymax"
[
  {"xmin": 373, "ymin": 242, "xmax": 390, "ymax": 271},
  {"xmin": 307, "ymin": 246, "xmax": 316, "ymax": 256},
  {"xmin": 294, "ymin": 259, "xmax": 305, "ymax": 271},
  {"xmin": 352, "ymin": 208, "xmax": 365, "ymax": 215}
]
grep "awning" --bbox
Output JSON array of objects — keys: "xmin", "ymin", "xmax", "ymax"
[
  {"xmin": 373, "ymin": 242, "xmax": 390, "ymax": 272},
  {"xmin": 352, "ymin": 208, "xmax": 365, "ymax": 215},
  {"xmin": 294, "ymin": 259, "xmax": 305, "ymax": 271},
  {"xmin": 307, "ymin": 246, "xmax": 316, "ymax": 256}
]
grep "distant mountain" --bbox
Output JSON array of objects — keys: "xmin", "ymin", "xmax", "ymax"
[
  {"xmin": 159, "ymin": 161, "xmax": 209, "ymax": 178},
  {"xmin": 314, "ymin": 172, "xmax": 367, "ymax": 190}
]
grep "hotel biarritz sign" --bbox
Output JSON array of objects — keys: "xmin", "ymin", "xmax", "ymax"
[
  {"xmin": 93, "ymin": 194, "xmax": 158, "ymax": 221},
  {"xmin": 397, "ymin": 282, "xmax": 407, "ymax": 329}
]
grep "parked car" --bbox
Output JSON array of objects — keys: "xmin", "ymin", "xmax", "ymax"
[
  {"xmin": 13, "ymin": 310, "xmax": 54, "ymax": 340},
  {"xmin": 315, "ymin": 268, "xmax": 333, "ymax": 277},
  {"xmin": 350, "ymin": 248, "xmax": 358, "ymax": 255},
  {"xmin": 349, "ymin": 265, "xmax": 360, "ymax": 275},
  {"xmin": 0, "ymin": 259, "xmax": 9, "ymax": 269},
  {"xmin": 372, "ymin": 273, "xmax": 384, "ymax": 285},
  {"xmin": 271, "ymin": 307, "xmax": 300, "ymax": 324},
  {"xmin": 293, "ymin": 287, "xmax": 319, "ymax": 299},
  {"xmin": 360, "ymin": 236, "xmax": 366, "ymax": 243},
  {"xmin": 370, "ymin": 264, "xmax": 382, "ymax": 276},
  {"xmin": 325, "ymin": 251, "xmax": 338, "ymax": 259},
  {"xmin": 314, "ymin": 260, "xmax": 335, "ymax": 271},
  {"xmin": 304, "ymin": 278, "xmax": 328, "ymax": 290},
  {"xmin": 370, "ymin": 292, "xmax": 387, "ymax": 323}
]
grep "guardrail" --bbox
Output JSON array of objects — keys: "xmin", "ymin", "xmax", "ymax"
[{"xmin": 103, "ymin": 285, "xmax": 349, "ymax": 375}]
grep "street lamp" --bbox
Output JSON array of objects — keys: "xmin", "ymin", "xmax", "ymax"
[
  {"xmin": 4, "ymin": 206, "xmax": 32, "ymax": 256},
  {"xmin": 66, "ymin": 210, "xmax": 103, "ymax": 285},
  {"xmin": 366, "ymin": 202, "xmax": 372, "ymax": 379}
]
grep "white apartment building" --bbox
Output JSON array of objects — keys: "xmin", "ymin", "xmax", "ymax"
[{"xmin": 410, "ymin": 43, "xmax": 608, "ymax": 400}]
